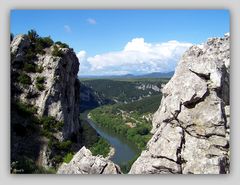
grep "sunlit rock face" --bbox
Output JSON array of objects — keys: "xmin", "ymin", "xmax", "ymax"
[
  {"xmin": 11, "ymin": 34, "xmax": 81, "ymax": 139},
  {"xmin": 129, "ymin": 34, "xmax": 230, "ymax": 174},
  {"xmin": 57, "ymin": 147, "xmax": 122, "ymax": 174}
]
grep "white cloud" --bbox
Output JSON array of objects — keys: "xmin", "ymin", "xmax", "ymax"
[
  {"xmin": 77, "ymin": 38, "xmax": 192, "ymax": 76},
  {"xmin": 77, "ymin": 50, "xmax": 87, "ymax": 61},
  {"xmin": 87, "ymin": 18, "xmax": 97, "ymax": 25},
  {"xmin": 64, "ymin": 25, "xmax": 72, "ymax": 33}
]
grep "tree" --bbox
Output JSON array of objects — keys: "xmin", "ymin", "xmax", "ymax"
[{"xmin": 27, "ymin": 29, "xmax": 39, "ymax": 42}]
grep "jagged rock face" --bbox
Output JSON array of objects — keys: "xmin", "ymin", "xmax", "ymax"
[
  {"xmin": 129, "ymin": 34, "xmax": 230, "ymax": 174},
  {"xmin": 57, "ymin": 147, "xmax": 122, "ymax": 174},
  {"xmin": 11, "ymin": 34, "xmax": 81, "ymax": 139}
]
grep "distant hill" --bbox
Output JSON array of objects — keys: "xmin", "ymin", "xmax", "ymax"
[
  {"xmin": 79, "ymin": 71, "xmax": 174, "ymax": 79},
  {"xmin": 137, "ymin": 71, "xmax": 174, "ymax": 78}
]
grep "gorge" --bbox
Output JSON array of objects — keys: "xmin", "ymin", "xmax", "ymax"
[{"xmin": 10, "ymin": 31, "xmax": 230, "ymax": 174}]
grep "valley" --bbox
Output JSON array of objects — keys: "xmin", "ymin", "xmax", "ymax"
[{"xmin": 80, "ymin": 78, "xmax": 169, "ymax": 173}]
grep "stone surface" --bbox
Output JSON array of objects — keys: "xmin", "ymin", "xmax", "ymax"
[
  {"xmin": 129, "ymin": 34, "xmax": 230, "ymax": 174},
  {"xmin": 11, "ymin": 34, "xmax": 80, "ymax": 139},
  {"xmin": 57, "ymin": 147, "xmax": 122, "ymax": 174}
]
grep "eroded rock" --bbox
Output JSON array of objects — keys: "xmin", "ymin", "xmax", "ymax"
[{"xmin": 130, "ymin": 34, "xmax": 230, "ymax": 174}]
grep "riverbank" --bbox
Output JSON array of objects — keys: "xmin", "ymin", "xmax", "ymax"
[
  {"xmin": 89, "ymin": 106, "xmax": 152, "ymax": 151},
  {"xmin": 81, "ymin": 110, "xmax": 139, "ymax": 167}
]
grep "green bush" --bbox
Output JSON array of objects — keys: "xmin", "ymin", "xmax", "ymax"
[
  {"xmin": 37, "ymin": 37, "xmax": 54, "ymax": 48},
  {"xmin": 26, "ymin": 30, "xmax": 54, "ymax": 56},
  {"xmin": 55, "ymin": 41, "xmax": 69, "ymax": 48},
  {"xmin": 56, "ymin": 140, "xmax": 72, "ymax": 151},
  {"xmin": 52, "ymin": 155, "xmax": 63, "ymax": 165},
  {"xmin": 52, "ymin": 45, "xmax": 63, "ymax": 57},
  {"xmin": 23, "ymin": 63, "xmax": 36, "ymax": 73},
  {"xmin": 36, "ymin": 83, "xmax": 44, "ymax": 91},
  {"xmin": 35, "ymin": 43, "xmax": 45, "ymax": 55},
  {"xmin": 27, "ymin": 29, "xmax": 39, "ymax": 42},
  {"xmin": 36, "ymin": 76, "xmax": 45, "ymax": 84},
  {"xmin": 25, "ymin": 47, "xmax": 36, "ymax": 62},
  {"xmin": 17, "ymin": 73, "xmax": 31, "ymax": 85},
  {"xmin": 39, "ymin": 116, "xmax": 64, "ymax": 138},
  {"xmin": 35, "ymin": 36, "xmax": 54, "ymax": 55},
  {"xmin": 89, "ymin": 138, "xmax": 110, "ymax": 157},
  {"xmin": 40, "ymin": 116, "xmax": 57, "ymax": 132},
  {"xmin": 35, "ymin": 65, "xmax": 44, "ymax": 73},
  {"xmin": 63, "ymin": 153, "xmax": 74, "ymax": 163},
  {"xmin": 35, "ymin": 76, "xmax": 45, "ymax": 91},
  {"xmin": 14, "ymin": 101, "xmax": 37, "ymax": 116}
]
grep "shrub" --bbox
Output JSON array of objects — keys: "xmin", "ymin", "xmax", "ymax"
[
  {"xmin": 39, "ymin": 116, "xmax": 64, "ymax": 136},
  {"xmin": 52, "ymin": 45, "xmax": 63, "ymax": 57},
  {"xmin": 35, "ymin": 43, "xmax": 45, "ymax": 55},
  {"xmin": 35, "ymin": 65, "xmax": 44, "ymax": 73},
  {"xmin": 25, "ymin": 47, "xmax": 36, "ymax": 62},
  {"xmin": 23, "ymin": 63, "xmax": 36, "ymax": 73},
  {"xmin": 17, "ymin": 73, "xmax": 31, "ymax": 85},
  {"xmin": 63, "ymin": 153, "xmax": 73, "ymax": 163},
  {"xmin": 40, "ymin": 116, "xmax": 56, "ymax": 132},
  {"xmin": 52, "ymin": 155, "xmax": 63, "ymax": 165},
  {"xmin": 89, "ymin": 138, "xmax": 110, "ymax": 157},
  {"xmin": 37, "ymin": 37, "xmax": 54, "ymax": 48},
  {"xmin": 35, "ymin": 76, "xmax": 45, "ymax": 91},
  {"xmin": 56, "ymin": 121, "xmax": 64, "ymax": 131},
  {"xmin": 55, "ymin": 41, "xmax": 69, "ymax": 48},
  {"xmin": 14, "ymin": 101, "xmax": 37, "ymax": 117},
  {"xmin": 56, "ymin": 140, "xmax": 72, "ymax": 151},
  {"xmin": 36, "ymin": 76, "xmax": 45, "ymax": 84},
  {"xmin": 27, "ymin": 29, "xmax": 39, "ymax": 42},
  {"xmin": 35, "ymin": 36, "xmax": 54, "ymax": 55}
]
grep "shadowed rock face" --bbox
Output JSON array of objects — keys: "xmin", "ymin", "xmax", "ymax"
[
  {"xmin": 129, "ymin": 34, "xmax": 230, "ymax": 174},
  {"xmin": 11, "ymin": 34, "xmax": 80, "ymax": 140},
  {"xmin": 57, "ymin": 147, "xmax": 122, "ymax": 174}
]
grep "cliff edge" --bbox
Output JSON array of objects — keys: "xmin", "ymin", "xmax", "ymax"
[
  {"xmin": 130, "ymin": 34, "xmax": 230, "ymax": 174},
  {"xmin": 11, "ymin": 34, "xmax": 80, "ymax": 140}
]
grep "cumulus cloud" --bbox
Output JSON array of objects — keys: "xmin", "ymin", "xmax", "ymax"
[
  {"xmin": 64, "ymin": 25, "xmax": 72, "ymax": 33},
  {"xmin": 87, "ymin": 18, "xmax": 97, "ymax": 25},
  {"xmin": 77, "ymin": 38, "xmax": 192, "ymax": 76}
]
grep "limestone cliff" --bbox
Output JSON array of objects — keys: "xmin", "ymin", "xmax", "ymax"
[
  {"xmin": 130, "ymin": 34, "xmax": 230, "ymax": 174},
  {"xmin": 57, "ymin": 147, "xmax": 121, "ymax": 174},
  {"xmin": 11, "ymin": 34, "xmax": 80, "ymax": 139}
]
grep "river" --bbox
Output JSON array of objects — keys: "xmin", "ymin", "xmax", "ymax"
[{"xmin": 81, "ymin": 111, "xmax": 139, "ymax": 166}]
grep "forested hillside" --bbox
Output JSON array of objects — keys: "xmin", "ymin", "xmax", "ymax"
[{"xmin": 80, "ymin": 78, "xmax": 168, "ymax": 104}]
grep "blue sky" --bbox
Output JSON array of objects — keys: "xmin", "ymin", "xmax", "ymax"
[{"xmin": 11, "ymin": 10, "xmax": 230, "ymax": 75}]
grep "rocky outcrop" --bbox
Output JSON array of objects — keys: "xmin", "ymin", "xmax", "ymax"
[
  {"xmin": 11, "ymin": 34, "xmax": 80, "ymax": 139},
  {"xmin": 57, "ymin": 147, "xmax": 122, "ymax": 174},
  {"xmin": 129, "ymin": 34, "xmax": 230, "ymax": 174}
]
